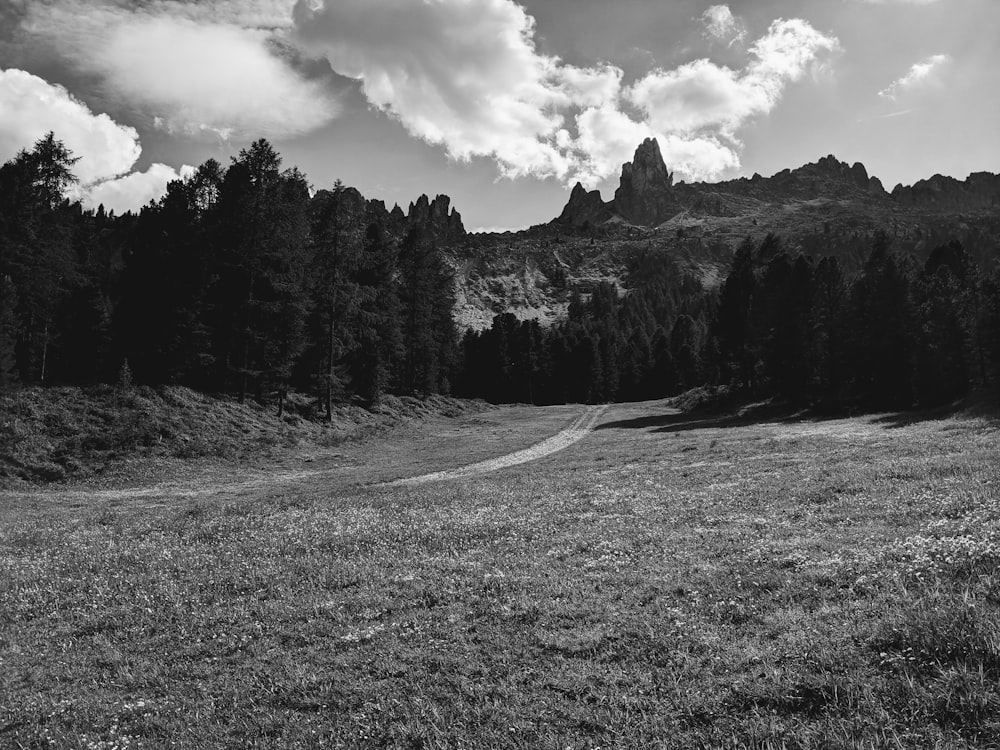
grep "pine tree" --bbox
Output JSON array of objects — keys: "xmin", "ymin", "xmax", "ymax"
[
  {"xmin": 308, "ymin": 181, "xmax": 367, "ymax": 416},
  {"xmin": 215, "ymin": 140, "xmax": 311, "ymax": 411},
  {"xmin": 0, "ymin": 276, "xmax": 18, "ymax": 388},
  {"xmin": 397, "ymin": 227, "xmax": 457, "ymax": 395},
  {"xmin": 714, "ymin": 236, "xmax": 756, "ymax": 390},
  {"xmin": 848, "ymin": 233, "xmax": 917, "ymax": 409},
  {"xmin": 809, "ymin": 256, "xmax": 848, "ymax": 409},
  {"xmin": 670, "ymin": 314, "xmax": 703, "ymax": 393},
  {"xmin": 0, "ymin": 133, "xmax": 80, "ymax": 383},
  {"xmin": 351, "ymin": 223, "xmax": 402, "ymax": 404},
  {"xmin": 913, "ymin": 241, "xmax": 977, "ymax": 405}
]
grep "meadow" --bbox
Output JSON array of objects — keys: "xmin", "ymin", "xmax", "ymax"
[{"xmin": 2, "ymin": 399, "xmax": 1000, "ymax": 748}]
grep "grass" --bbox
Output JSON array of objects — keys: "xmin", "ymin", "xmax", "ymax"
[
  {"xmin": 0, "ymin": 385, "xmax": 488, "ymax": 485},
  {"xmin": 2, "ymin": 399, "xmax": 1000, "ymax": 747}
]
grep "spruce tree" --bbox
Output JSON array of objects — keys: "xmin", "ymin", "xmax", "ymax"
[{"xmin": 215, "ymin": 140, "xmax": 311, "ymax": 410}]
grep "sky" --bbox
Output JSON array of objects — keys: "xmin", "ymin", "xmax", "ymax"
[{"xmin": 0, "ymin": 0, "xmax": 997, "ymax": 231}]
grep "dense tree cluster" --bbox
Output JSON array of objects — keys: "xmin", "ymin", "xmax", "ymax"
[
  {"xmin": 3, "ymin": 133, "xmax": 999, "ymax": 414},
  {"xmin": 0, "ymin": 135, "xmax": 456, "ymax": 410},
  {"xmin": 459, "ymin": 232, "xmax": 1000, "ymax": 410},
  {"xmin": 707, "ymin": 232, "xmax": 1000, "ymax": 410},
  {"xmin": 456, "ymin": 254, "xmax": 714, "ymax": 404}
]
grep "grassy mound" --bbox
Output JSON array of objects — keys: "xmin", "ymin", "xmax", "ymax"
[{"xmin": 0, "ymin": 385, "xmax": 483, "ymax": 483}]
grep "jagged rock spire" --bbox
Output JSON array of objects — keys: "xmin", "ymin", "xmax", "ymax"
[
  {"xmin": 613, "ymin": 138, "xmax": 676, "ymax": 226},
  {"xmin": 407, "ymin": 194, "xmax": 465, "ymax": 242},
  {"xmin": 557, "ymin": 182, "xmax": 612, "ymax": 227}
]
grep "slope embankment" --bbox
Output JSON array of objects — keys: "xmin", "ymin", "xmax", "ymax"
[{"xmin": 0, "ymin": 386, "xmax": 484, "ymax": 485}]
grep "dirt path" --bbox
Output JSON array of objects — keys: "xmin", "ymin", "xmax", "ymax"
[
  {"xmin": 382, "ymin": 404, "xmax": 608, "ymax": 487},
  {"xmin": 4, "ymin": 405, "xmax": 608, "ymax": 503}
]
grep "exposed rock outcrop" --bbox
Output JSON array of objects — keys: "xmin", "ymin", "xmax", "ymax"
[
  {"xmin": 613, "ymin": 137, "xmax": 677, "ymax": 226},
  {"xmin": 408, "ymin": 194, "xmax": 466, "ymax": 243},
  {"xmin": 892, "ymin": 172, "xmax": 1000, "ymax": 211},
  {"xmin": 557, "ymin": 182, "xmax": 613, "ymax": 227}
]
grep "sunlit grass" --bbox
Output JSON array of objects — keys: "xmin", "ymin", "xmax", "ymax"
[{"xmin": 2, "ymin": 401, "xmax": 999, "ymax": 747}]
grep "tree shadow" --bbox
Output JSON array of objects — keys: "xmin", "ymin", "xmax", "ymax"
[
  {"xmin": 594, "ymin": 407, "xmax": 803, "ymax": 434},
  {"xmin": 868, "ymin": 398, "xmax": 997, "ymax": 428},
  {"xmin": 593, "ymin": 412, "xmax": 698, "ymax": 431},
  {"xmin": 596, "ymin": 397, "xmax": 997, "ymax": 435}
]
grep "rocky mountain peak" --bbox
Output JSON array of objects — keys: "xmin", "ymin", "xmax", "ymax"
[
  {"xmin": 614, "ymin": 138, "xmax": 677, "ymax": 226},
  {"xmin": 557, "ymin": 182, "xmax": 612, "ymax": 227},
  {"xmin": 553, "ymin": 139, "xmax": 998, "ymax": 235},
  {"xmin": 407, "ymin": 193, "xmax": 466, "ymax": 242},
  {"xmin": 626, "ymin": 138, "xmax": 673, "ymax": 185}
]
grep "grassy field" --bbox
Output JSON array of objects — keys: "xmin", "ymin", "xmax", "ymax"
[{"xmin": 2, "ymin": 400, "xmax": 1000, "ymax": 748}]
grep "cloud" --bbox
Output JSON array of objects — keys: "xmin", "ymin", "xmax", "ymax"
[
  {"xmin": 292, "ymin": 0, "xmax": 837, "ymax": 186},
  {"xmin": 0, "ymin": 67, "xmax": 197, "ymax": 213},
  {"xmin": 0, "ymin": 67, "xmax": 141, "ymax": 184},
  {"xmin": 573, "ymin": 105, "xmax": 741, "ymax": 185},
  {"xmin": 18, "ymin": 0, "xmax": 338, "ymax": 139},
  {"xmin": 573, "ymin": 105, "xmax": 658, "ymax": 185},
  {"xmin": 81, "ymin": 163, "xmax": 197, "ymax": 214},
  {"xmin": 623, "ymin": 19, "xmax": 838, "ymax": 171},
  {"xmin": 293, "ymin": 0, "xmax": 584, "ymax": 180},
  {"xmin": 878, "ymin": 54, "xmax": 951, "ymax": 100},
  {"xmin": 702, "ymin": 5, "xmax": 746, "ymax": 47}
]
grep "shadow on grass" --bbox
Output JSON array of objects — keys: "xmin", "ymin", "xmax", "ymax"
[
  {"xmin": 870, "ymin": 394, "xmax": 1000, "ymax": 428},
  {"xmin": 594, "ymin": 408, "xmax": 800, "ymax": 434},
  {"xmin": 595, "ymin": 397, "xmax": 997, "ymax": 434}
]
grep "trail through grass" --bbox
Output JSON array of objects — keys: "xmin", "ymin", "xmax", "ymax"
[
  {"xmin": 2, "ymin": 399, "xmax": 999, "ymax": 748},
  {"xmin": 385, "ymin": 404, "xmax": 607, "ymax": 486}
]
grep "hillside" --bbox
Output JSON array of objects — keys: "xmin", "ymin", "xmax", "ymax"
[
  {"xmin": 446, "ymin": 139, "xmax": 1000, "ymax": 330},
  {"xmin": 0, "ymin": 386, "xmax": 485, "ymax": 485}
]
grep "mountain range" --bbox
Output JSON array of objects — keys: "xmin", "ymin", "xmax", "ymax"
[{"xmin": 355, "ymin": 139, "xmax": 1000, "ymax": 330}]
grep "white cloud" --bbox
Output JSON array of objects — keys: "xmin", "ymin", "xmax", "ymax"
[
  {"xmin": 574, "ymin": 105, "xmax": 658, "ymax": 186},
  {"xmin": 629, "ymin": 59, "xmax": 760, "ymax": 136},
  {"xmin": 293, "ymin": 0, "xmax": 583, "ymax": 180},
  {"xmin": 623, "ymin": 18, "xmax": 837, "ymax": 176},
  {"xmin": 19, "ymin": 0, "xmax": 338, "ymax": 139},
  {"xmin": 81, "ymin": 163, "xmax": 197, "ymax": 214},
  {"xmin": 552, "ymin": 65, "xmax": 625, "ymax": 110},
  {"xmin": 292, "ymin": 1, "xmax": 837, "ymax": 187},
  {"xmin": 878, "ymin": 54, "xmax": 951, "ymax": 100},
  {"xmin": 0, "ymin": 67, "xmax": 197, "ymax": 213},
  {"xmin": 629, "ymin": 19, "xmax": 839, "ymax": 137},
  {"xmin": 657, "ymin": 135, "xmax": 741, "ymax": 181},
  {"xmin": 0, "ymin": 67, "xmax": 141, "ymax": 184},
  {"xmin": 573, "ymin": 106, "xmax": 741, "ymax": 186},
  {"xmin": 702, "ymin": 5, "xmax": 746, "ymax": 47}
]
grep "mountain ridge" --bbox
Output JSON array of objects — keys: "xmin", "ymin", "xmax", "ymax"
[
  {"xmin": 556, "ymin": 138, "xmax": 1000, "ymax": 229},
  {"xmin": 331, "ymin": 140, "xmax": 1000, "ymax": 332}
]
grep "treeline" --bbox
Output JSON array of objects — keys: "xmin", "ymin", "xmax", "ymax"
[
  {"xmin": 456, "ymin": 256, "xmax": 713, "ymax": 404},
  {"xmin": 0, "ymin": 134, "xmax": 456, "ymax": 413},
  {"xmin": 458, "ymin": 233, "xmax": 1000, "ymax": 410},
  {"xmin": 3, "ymin": 133, "xmax": 999, "ymax": 414}
]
